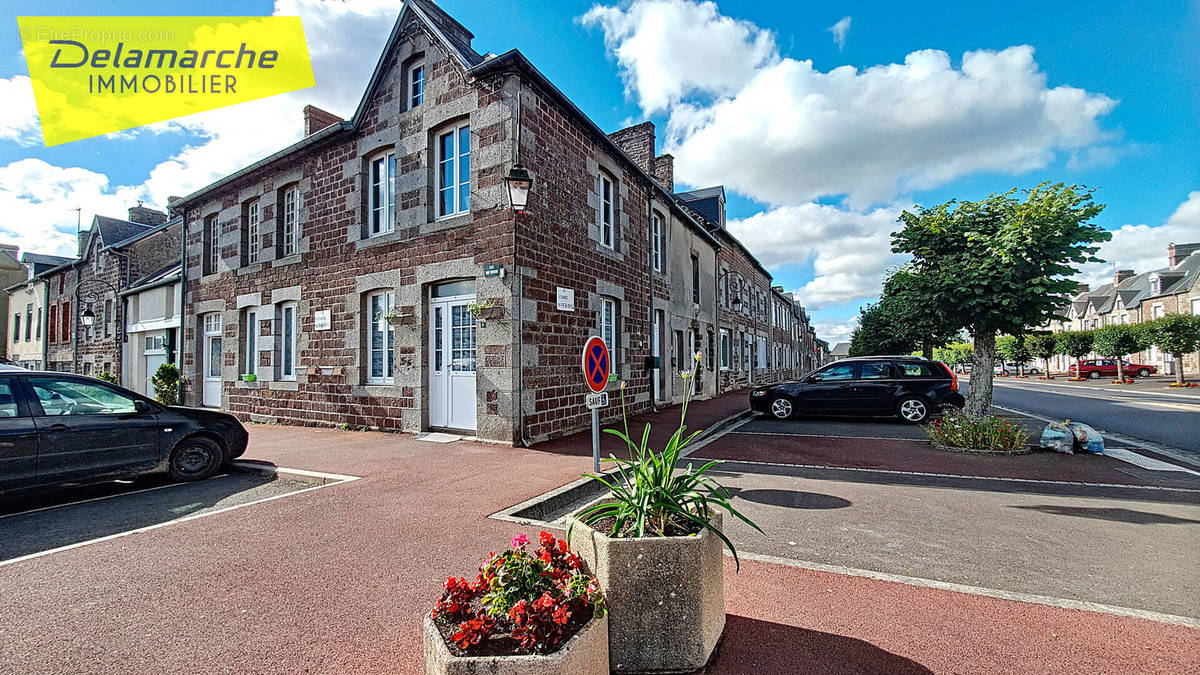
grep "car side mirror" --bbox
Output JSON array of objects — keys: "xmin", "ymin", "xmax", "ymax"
[{"xmin": 134, "ymin": 400, "xmax": 153, "ymax": 414}]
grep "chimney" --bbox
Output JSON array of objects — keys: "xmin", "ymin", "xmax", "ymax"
[
  {"xmin": 78, "ymin": 231, "xmax": 88, "ymax": 257},
  {"xmin": 652, "ymin": 153, "xmax": 674, "ymax": 192},
  {"xmin": 1168, "ymin": 242, "xmax": 1200, "ymax": 269},
  {"xmin": 607, "ymin": 121, "xmax": 655, "ymax": 174},
  {"xmin": 128, "ymin": 203, "xmax": 169, "ymax": 226},
  {"xmin": 303, "ymin": 105, "xmax": 343, "ymax": 137},
  {"xmin": 1114, "ymin": 269, "xmax": 1135, "ymax": 286}
]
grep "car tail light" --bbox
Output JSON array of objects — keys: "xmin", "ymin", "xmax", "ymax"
[{"xmin": 937, "ymin": 361, "xmax": 958, "ymax": 391}]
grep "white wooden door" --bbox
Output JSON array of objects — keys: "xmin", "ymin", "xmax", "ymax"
[
  {"xmin": 429, "ymin": 295, "xmax": 477, "ymax": 431},
  {"xmin": 202, "ymin": 313, "xmax": 223, "ymax": 407},
  {"xmin": 652, "ymin": 310, "xmax": 662, "ymax": 401}
]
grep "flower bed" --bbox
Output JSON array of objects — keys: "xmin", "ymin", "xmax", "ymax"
[
  {"xmin": 429, "ymin": 532, "xmax": 605, "ymax": 658},
  {"xmin": 1169, "ymin": 382, "xmax": 1199, "ymax": 388},
  {"xmin": 1111, "ymin": 378, "xmax": 1135, "ymax": 385},
  {"xmin": 1066, "ymin": 377, "xmax": 1087, "ymax": 382},
  {"xmin": 925, "ymin": 410, "xmax": 1030, "ymax": 453}
]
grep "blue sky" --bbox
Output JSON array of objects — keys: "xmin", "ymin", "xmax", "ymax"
[{"xmin": 2, "ymin": 0, "xmax": 1197, "ymax": 344}]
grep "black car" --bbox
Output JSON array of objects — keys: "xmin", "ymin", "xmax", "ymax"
[
  {"xmin": 750, "ymin": 356, "xmax": 965, "ymax": 423},
  {"xmin": 0, "ymin": 371, "xmax": 248, "ymax": 494}
]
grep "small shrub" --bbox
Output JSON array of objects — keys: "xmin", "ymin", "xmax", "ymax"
[
  {"xmin": 925, "ymin": 410, "xmax": 1030, "ymax": 452},
  {"xmin": 151, "ymin": 363, "xmax": 182, "ymax": 405},
  {"xmin": 94, "ymin": 370, "xmax": 120, "ymax": 385}
]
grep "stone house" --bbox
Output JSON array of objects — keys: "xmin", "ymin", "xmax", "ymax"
[
  {"xmin": 0, "ymin": 246, "xmax": 24, "ymax": 358},
  {"xmin": 121, "ymin": 263, "xmax": 182, "ymax": 398},
  {"xmin": 1047, "ymin": 242, "xmax": 1200, "ymax": 374},
  {"xmin": 42, "ymin": 207, "xmax": 180, "ymax": 377}
]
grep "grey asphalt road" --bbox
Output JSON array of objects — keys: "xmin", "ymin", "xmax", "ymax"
[
  {"xmin": 0, "ymin": 473, "xmax": 309, "ymax": 564},
  {"xmin": 970, "ymin": 378, "xmax": 1200, "ymax": 454},
  {"xmin": 715, "ymin": 465, "xmax": 1200, "ymax": 618}
]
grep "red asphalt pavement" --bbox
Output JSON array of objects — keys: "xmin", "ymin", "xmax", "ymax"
[{"xmin": 1, "ymin": 421, "xmax": 1196, "ymax": 673}]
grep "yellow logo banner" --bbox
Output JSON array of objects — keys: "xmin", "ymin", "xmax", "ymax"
[{"xmin": 18, "ymin": 16, "xmax": 315, "ymax": 146}]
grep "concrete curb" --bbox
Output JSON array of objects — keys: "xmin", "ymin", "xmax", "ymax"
[{"xmin": 231, "ymin": 461, "xmax": 360, "ymax": 486}]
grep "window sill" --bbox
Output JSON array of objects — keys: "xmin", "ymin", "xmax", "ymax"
[
  {"xmin": 272, "ymin": 254, "xmax": 302, "ymax": 268},
  {"xmin": 237, "ymin": 263, "xmax": 265, "ymax": 277},
  {"xmin": 354, "ymin": 229, "xmax": 405, "ymax": 251}
]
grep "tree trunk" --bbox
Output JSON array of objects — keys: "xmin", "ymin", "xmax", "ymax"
[
  {"xmin": 965, "ymin": 330, "xmax": 996, "ymax": 415},
  {"xmin": 1116, "ymin": 357, "xmax": 1124, "ymax": 383},
  {"xmin": 1175, "ymin": 355, "xmax": 1185, "ymax": 385},
  {"xmin": 921, "ymin": 340, "xmax": 933, "ymax": 360}
]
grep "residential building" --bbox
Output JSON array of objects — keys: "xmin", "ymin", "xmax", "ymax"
[
  {"xmin": 122, "ymin": 263, "xmax": 182, "ymax": 397},
  {"xmin": 4, "ymin": 252, "xmax": 75, "ymax": 369},
  {"xmin": 0, "ymin": 246, "xmax": 24, "ymax": 357},
  {"xmin": 42, "ymin": 207, "xmax": 181, "ymax": 377},
  {"xmin": 1047, "ymin": 242, "xmax": 1200, "ymax": 374}
]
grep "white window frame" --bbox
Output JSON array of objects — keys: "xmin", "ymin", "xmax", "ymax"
[
  {"xmin": 597, "ymin": 173, "xmax": 614, "ymax": 249},
  {"xmin": 244, "ymin": 310, "xmax": 257, "ymax": 376},
  {"xmin": 280, "ymin": 302, "xmax": 298, "ymax": 381},
  {"xmin": 246, "ymin": 199, "xmax": 260, "ymax": 264},
  {"xmin": 409, "ymin": 62, "xmax": 425, "ymax": 108},
  {"xmin": 367, "ymin": 291, "xmax": 395, "ymax": 384},
  {"xmin": 206, "ymin": 215, "xmax": 219, "ymax": 274},
  {"xmin": 436, "ymin": 123, "xmax": 471, "ymax": 218},
  {"xmin": 369, "ymin": 149, "xmax": 396, "ymax": 236},
  {"xmin": 599, "ymin": 296, "xmax": 616, "ymax": 357},
  {"xmin": 651, "ymin": 212, "xmax": 664, "ymax": 272},
  {"xmin": 282, "ymin": 187, "xmax": 300, "ymax": 256}
]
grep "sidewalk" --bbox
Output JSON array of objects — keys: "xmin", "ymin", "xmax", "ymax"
[
  {"xmin": 530, "ymin": 388, "xmax": 752, "ymax": 460},
  {"xmin": 2, "ymin": 425, "xmax": 1195, "ymax": 673}
]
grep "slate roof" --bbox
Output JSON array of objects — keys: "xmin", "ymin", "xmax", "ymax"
[
  {"xmin": 1068, "ymin": 250, "xmax": 1200, "ymax": 314},
  {"xmin": 94, "ymin": 215, "xmax": 156, "ymax": 248},
  {"xmin": 123, "ymin": 262, "xmax": 182, "ymax": 295},
  {"xmin": 21, "ymin": 252, "xmax": 75, "ymax": 276},
  {"xmin": 675, "ymin": 187, "xmax": 725, "ymax": 227}
]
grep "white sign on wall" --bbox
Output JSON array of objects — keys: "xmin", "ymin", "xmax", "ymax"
[
  {"xmin": 314, "ymin": 309, "xmax": 331, "ymax": 331},
  {"xmin": 557, "ymin": 287, "xmax": 575, "ymax": 312}
]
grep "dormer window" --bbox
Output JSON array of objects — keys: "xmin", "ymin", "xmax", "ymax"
[
  {"xmin": 1150, "ymin": 275, "xmax": 1161, "ymax": 295},
  {"xmin": 410, "ymin": 62, "xmax": 425, "ymax": 108}
]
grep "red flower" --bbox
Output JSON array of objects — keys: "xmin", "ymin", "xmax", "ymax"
[{"xmin": 552, "ymin": 604, "xmax": 571, "ymax": 625}]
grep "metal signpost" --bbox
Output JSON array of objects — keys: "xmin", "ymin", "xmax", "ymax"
[{"xmin": 582, "ymin": 336, "xmax": 610, "ymax": 474}]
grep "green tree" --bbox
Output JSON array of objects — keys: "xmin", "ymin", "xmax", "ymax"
[
  {"xmin": 848, "ymin": 268, "xmax": 960, "ymax": 358},
  {"xmin": 995, "ymin": 335, "xmax": 1032, "ymax": 375},
  {"xmin": 151, "ymin": 362, "xmax": 182, "ymax": 405},
  {"xmin": 1055, "ymin": 330, "xmax": 1095, "ymax": 377},
  {"xmin": 848, "ymin": 301, "xmax": 914, "ymax": 356},
  {"xmin": 1091, "ymin": 324, "xmax": 1149, "ymax": 381},
  {"xmin": 892, "ymin": 183, "xmax": 1109, "ymax": 414},
  {"xmin": 1025, "ymin": 333, "xmax": 1059, "ymax": 378},
  {"xmin": 1141, "ymin": 314, "xmax": 1200, "ymax": 384},
  {"xmin": 933, "ymin": 342, "xmax": 974, "ymax": 370}
]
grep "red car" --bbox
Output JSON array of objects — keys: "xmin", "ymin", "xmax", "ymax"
[{"xmin": 1069, "ymin": 359, "xmax": 1157, "ymax": 379}]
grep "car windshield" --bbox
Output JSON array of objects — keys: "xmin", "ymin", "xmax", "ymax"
[{"xmin": 30, "ymin": 378, "xmax": 137, "ymax": 416}]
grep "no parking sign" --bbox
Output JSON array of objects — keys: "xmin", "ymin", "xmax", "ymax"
[{"xmin": 582, "ymin": 336, "xmax": 610, "ymax": 394}]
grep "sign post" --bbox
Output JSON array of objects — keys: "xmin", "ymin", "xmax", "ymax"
[{"xmin": 582, "ymin": 336, "xmax": 610, "ymax": 475}]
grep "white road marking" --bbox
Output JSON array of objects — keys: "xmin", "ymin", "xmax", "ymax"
[
  {"xmin": 1104, "ymin": 449, "xmax": 1200, "ymax": 475},
  {"xmin": 732, "ymin": 550, "xmax": 1200, "ymax": 628},
  {"xmin": 0, "ymin": 470, "xmax": 361, "ymax": 568},
  {"xmin": 0, "ymin": 475, "xmax": 228, "ymax": 521},
  {"xmin": 733, "ymin": 430, "xmax": 928, "ymax": 442},
  {"xmin": 983, "ymin": 377, "xmax": 1200, "ymax": 402}
]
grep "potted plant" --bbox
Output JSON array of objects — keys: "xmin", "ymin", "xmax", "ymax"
[
  {"xmin": 467, "ymin": 298, "xmax": 503, "ymax": 320},
  {"xmin": 240, "ymin": 373, "xmax": 257, "ymax": 382},
  {"xmin": 424, "ymin": 531, "xmax": 608, "ymax": 675},
  {"xmin": 568, "ymin": 353, "xmax": 761, "ymax": 673}
]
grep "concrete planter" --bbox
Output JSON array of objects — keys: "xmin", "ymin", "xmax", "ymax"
[
  {"xmin": 423, "ymin": 612, "xmax": 608, "ymax": 675},
  {"xmin": 568, "ymin": 509, "xmax": 725, "ymax": 673}
]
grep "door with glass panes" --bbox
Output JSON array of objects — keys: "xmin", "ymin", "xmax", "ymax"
[
  {"xmin": 202, "ymin": 313, "xmax": 223, "ymax": 407},
  {"xmin": 429, "ymin": 281, "xmax": 477, "ymax": 431}
]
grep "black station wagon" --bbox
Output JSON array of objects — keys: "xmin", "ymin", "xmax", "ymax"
[
  {"xmin": 0, "ymin": 371, "xmax": 248, "ymax": 494},
  {"xmin": 750, "ymin": 356, "xmax": 965, "ymax": 423}
]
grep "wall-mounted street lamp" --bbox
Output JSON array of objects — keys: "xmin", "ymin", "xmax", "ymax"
[
  {"xmin": 719, "ymin": 269, "xmax": 747, "ymax": 309},
  {"xmin": 504, "ymin": 163, "xmax": 533, "ymax": 214},
  {"xmin": 81, "ymin": 306, "xmax": 97, "ymax": 327}
]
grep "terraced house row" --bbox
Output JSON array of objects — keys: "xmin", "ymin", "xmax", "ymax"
[{"xmin": 8, "ymin": 0, "xmax": 828, "ymax": 444}]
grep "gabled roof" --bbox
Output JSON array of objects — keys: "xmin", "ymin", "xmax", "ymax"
[
  {"xmin": 92, "ymin": 215, "xmax": 156, "ymax": 249},
  {"xmin": 21, "ymin": 252, "xmax": 75, "ymax": 277},
  {"xmin": 103, "ymin": 216, "xmax": 180, "ymax": 251}
]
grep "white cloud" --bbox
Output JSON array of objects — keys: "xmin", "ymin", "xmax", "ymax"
[
  {"xmin": 0, "ymin": 76, "xmax": 41, "ymax": 146},
  {"xmin": 728, "ymin": 202, "xmax": 907, "ymax": 309},
  {"xmin": 810, "ymin": 316, "xmax": 857, "ymax": 346},
  {"xmin": 0, "ymin": 0, "xmax": 398, "ymax": 258},
  {"xmin": 1077, "ymin": 191, "xmax": 1200, "ymax": 288},
  {"xmin": 587, "ymin": 0, "xmax": 1117, "ymax": 208},
  {"xmin": 581, "ymin": 0, "xmax": 776, "ymax": 115},
  {"xmin": 827, "ymin": 16, "xmax": 851, "ymax": 50}
]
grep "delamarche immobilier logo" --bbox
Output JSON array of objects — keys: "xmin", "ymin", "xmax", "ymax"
[{"xmin": 18, "ymin": 16, "xmax": 315, "ymax": 146}]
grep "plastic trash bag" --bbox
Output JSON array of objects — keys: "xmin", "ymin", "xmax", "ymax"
[
  {"xmin": 1040, "ymin": 422, "xmax": 1074, "ymax": 454},
  {"xmin": 1068, "ymin": 422, "xmax": 1105, "ymax": 454}
]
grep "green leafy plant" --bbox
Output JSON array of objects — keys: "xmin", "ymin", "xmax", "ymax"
[
  {"xmin": 1025, "ymin": 333, "xmax": 1059, "ymax": 378},
  {"xmin": 150, "ymin": 362, "xmax": 182, "ymax": 405},
  {"xmin": 1141, "ymin": 314, "xmax": 1200, "ymax": 385},
  {"xmin": 1091, "ymin": 324, "xmax": 1149, "ymax": 382},
  {"xmin": 925, "ymin": 409, "xmax": 1030, "ymax": 452},
  {"xmin": 466, "ymin": 298, "xmax": 499, "ymax": 318},
  {"xmin": 1055, "ymin": 330, "xmax": 1094, "ymax": 376},
  {"xmin": 94, "ymin": 370, "xmax": 120, "ymax": 385},
  {"xmin": 572, "ymin": 353, "xmax": 762, "ymax": 568}
]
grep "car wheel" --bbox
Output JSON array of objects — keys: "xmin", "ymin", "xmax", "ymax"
[
  {"xmin": 168, "ymin": 437, "xmax": 223, "ymax": 482},
  {"xmin": 769, "ymin": 396, "xmax": 795, "ymax": 420},
  {"xmin": 1137, "ymin": 369, "xmax": 1150, "ymax": 378},
  {"xmin": 1029, "ymin": 368, "xmax": 1039, "ymax": 375},
  {"xmin": 897, "ymin": 396, "xmax": 930, "ymax": 424},
  {"xmin": 1088, "ymin": 371, "xmax": 1101, "ymax": 379}
]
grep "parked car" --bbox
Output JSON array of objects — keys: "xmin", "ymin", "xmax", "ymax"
[
  {"xmin": 750, "ymin": 356, "xmax": 965, "ymax": 423},
  {"xmin": 0, "ymin": 371, "xmax": 248, "ymax": 494},
  {"xmin": 1068, "ymin": 359, "xmax": 1157, "ymax": 379},
  {"xmin": 994, "ymin": 362, "xmax": 1040, "ymax": 375}
]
